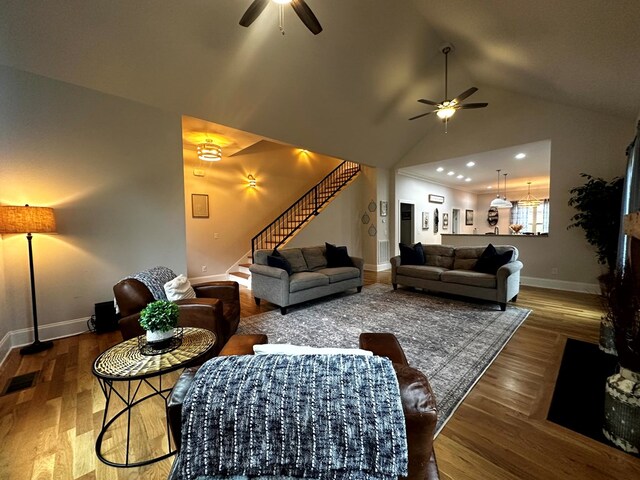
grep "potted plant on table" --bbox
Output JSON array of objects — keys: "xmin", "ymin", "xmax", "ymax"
[
  {"xmin": 568, "ymin": 173, "xmax": 624, "ymax": 354},
  {"xmin": 139, "ymin": 300, "xmax": 179, "ymax": 348}
]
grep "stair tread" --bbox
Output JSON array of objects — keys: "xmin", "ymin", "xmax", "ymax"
[
  {"xmin": 230, "ymin": 271, "xmax": 250, "ymax": 279},
  {"xmin": 239, "ymin": 263, "xmax": 251, "ymax": 268}
]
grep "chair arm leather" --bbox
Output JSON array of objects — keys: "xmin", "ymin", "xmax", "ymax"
[
  {"xmin": 193, "ymin": 281, "xmax": 239, "ymax": 305},
  {"xmin": 359, "ymin": 332, "xmax": 409, "ymax": 366}
]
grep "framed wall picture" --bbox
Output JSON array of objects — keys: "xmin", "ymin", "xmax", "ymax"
[
  {"xmin": 422, "ymin": 211, "xmax": 429, "ymax": 230},
  {"xmin": 428, "ymin": 194, "xmax": 444, "ymax": 204},
  {"xmin": 442, "ymin": 213, "xmax": 449, "ymax": 230},
  {"xmin": 192, "ymin": 194, "xmax": 209, "ymax": 218},
  {"xmin": 465, "ymin": 209, "xmax": 474, "ymax": 225},
  {"xmin": 380, "ymin": 201, "xmax": 388, "ymax": 217}
]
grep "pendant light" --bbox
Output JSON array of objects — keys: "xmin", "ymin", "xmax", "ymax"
[
  {"xmin": 518, "ymin": 182, "xmax": 541, "ymax": 207},
  {"xmin": 500, "ymin": 173, "xmax": 514, "ymax": 209},
  {"xmin": 490, "ymin": 169, "xmax": 512, "ymax": 208}
]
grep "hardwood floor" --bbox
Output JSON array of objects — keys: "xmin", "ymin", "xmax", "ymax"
[{"xmin": 2, "ymin": 272, "xmax": 639, "ymax": 479}]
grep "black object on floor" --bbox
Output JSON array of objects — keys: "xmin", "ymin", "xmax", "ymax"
[
  {"xmin": 547, "ymin": 338, "xmax": 618, "ymax": 445},
  {"xmin": 2, "ymin": 370, "xmax": 39, "ymax": 395}
]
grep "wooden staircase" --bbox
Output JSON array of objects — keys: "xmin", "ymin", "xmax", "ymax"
[{"xmin": 228, "ymin": 160, "xmax": 361, "ymax": 286}]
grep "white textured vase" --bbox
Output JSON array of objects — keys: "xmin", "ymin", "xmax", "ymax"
[
  {"xmin": 603, "ymin": 367, "xmax": 640, "ymax": 455},
  {"xmin": 146, "ymin": 328, "xmax": 175, "ymax": 344}
]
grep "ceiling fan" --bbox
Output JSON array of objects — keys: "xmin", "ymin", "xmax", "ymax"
[
  {"xmin": 239, "ymin": 0, "xmax": 322, "ymax": 35},
  {"xmin": 410, "ymin": 45, "xmax": 488, "ymax": 129}
]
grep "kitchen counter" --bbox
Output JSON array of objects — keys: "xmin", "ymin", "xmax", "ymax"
[{"xmin": 441, "ymin": 233, "xmax": 547, "ymax": 237}]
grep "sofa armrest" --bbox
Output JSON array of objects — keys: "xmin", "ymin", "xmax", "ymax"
[
  {"xmin": 249, "ymin": 263, "xmax": 289, "ymax": 280},
  {"xmin": 359, "ymin": 332, "xmax": 409, "ymax": 366},
  {"xmin": 349, "ymin": 256, "xmax": 364, "ymax": 273},
  {"xmin": 193, "ymin": 281, "xmax": 239, "ymax": 305},
  {"xmin": 497, "ymin": 260, "xmax": 523, "ymax": 281},
  {"xmin": 390, "ymin": 255, "xmax": 401, "ymax": 283}
]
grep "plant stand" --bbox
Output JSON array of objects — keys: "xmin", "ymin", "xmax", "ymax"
[{"xmin": 603, "ymin": 366, "xmax": 640, "ymax": 455}]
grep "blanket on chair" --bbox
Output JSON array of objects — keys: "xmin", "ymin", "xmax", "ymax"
[{"xmin": 175, "ymin": 354, "xmax": 408, "ymax": 480}]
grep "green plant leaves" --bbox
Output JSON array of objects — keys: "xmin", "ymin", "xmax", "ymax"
[{"xmin": 139, "ymin": 300, "xmax": 179, "ymax": 332}]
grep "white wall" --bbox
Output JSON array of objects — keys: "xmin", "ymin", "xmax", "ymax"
[
  {"xmin": 395, "ymin": 174, "xmax": 478, "ymax": 252},
  {"xmin": 395, "ymin": 85, "xmax": 633, "ymax": 287},
  {"xmin": 183, "ymin": 141, "xmax": 342, "ymax": 276},
  {"xmin": 0, "ymin": 66, "xmax": 186, "ymax": 339}
]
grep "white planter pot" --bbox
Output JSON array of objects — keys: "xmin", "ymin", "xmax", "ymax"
[
  {"xmin": 146, "ymin": 328, "xmax": 175, "ymax": 344},
  {"xmin": 603, "ymin": 366, "xmax": 640, "ymax": 455}
]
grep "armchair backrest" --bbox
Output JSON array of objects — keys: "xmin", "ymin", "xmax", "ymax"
[{"xmin": 113, "ymin": 278, "xmax": 154, "ymax": 317}]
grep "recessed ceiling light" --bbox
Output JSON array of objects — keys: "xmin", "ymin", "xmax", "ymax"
[
  {"xmin": 487, "ymin": 186, "xmax": 492, "ymax": 189},
  {"xmin": 465, "ymin": 178, "xmax": 471, "ymax": 182},
  {"xmin": 515, "ymin": 153, "xmax": 526, "ymax": 159},
  {"xmin": 466, "ymin": 161, "xmax": 475, "ymax": 167},
  {"xmin": 436, "ymin": 167, "xmax": 444, "ymax": 172},
  {"xmin": 447, "ymin": 171, "xmax": 455, "ymax": 176},
  {"xmin": 456, "ymin": 174, "xmax": 464, "ymax": 179}
]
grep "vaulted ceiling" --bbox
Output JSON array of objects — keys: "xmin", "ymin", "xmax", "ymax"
[{"xmin": 1, "ymin": 1, "xmax": 638, "ymax": 168}]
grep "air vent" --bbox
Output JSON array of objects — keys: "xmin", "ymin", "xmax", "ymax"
[{"xmin": 2, "ymin": 371, "xmax": 39, "ymax": 396}]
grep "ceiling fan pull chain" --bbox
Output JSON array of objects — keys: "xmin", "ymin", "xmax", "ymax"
[{"xmin": 279, "ymin": 4, "xmax": 285, "ymax": 35}]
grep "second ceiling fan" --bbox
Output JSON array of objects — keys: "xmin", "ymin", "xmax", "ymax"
[{"xmin": 410, "ymin": 45, "xmax": 488, "ymax": 129}]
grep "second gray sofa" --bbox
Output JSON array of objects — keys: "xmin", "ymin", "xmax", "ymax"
[
  {"xmin": 392, "ymin": 244, "xmax": 522, "ymax": 310},
  {"xmin": 250, "ymin": 245, "xmax": 364, "ymax": 314}
]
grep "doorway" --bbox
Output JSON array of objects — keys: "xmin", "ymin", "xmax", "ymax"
[
  {"xmin": 400, "ymin": 202, "xmax": 414, "ymax": 245},
  {"xmin": 452, "ymin": 209, "xmax": 460, "ymax": 234}
]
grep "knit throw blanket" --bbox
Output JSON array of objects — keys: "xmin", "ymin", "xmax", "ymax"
[
  {"xmin": 175, "ymin": 354, "xmax": 408, "ymax": 480},
  {"xmin": 128, "ymin": 266, "xmax": 176, "ymax": 301}
]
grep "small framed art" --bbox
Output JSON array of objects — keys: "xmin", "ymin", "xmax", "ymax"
[
  {"xmin": 465, "ymin": 209, "xmax": 474, "ymax": 226},
  {"xmin": 192, "ymin": 194, "xmax": 209, "ymax": 218},
  {"xmin": 442, "ymin": 213, "xmax": 449, "ymax": 230},
  {"xmin": 422, "ymin": 211, "xmax": 429, "ymax": 230},
  {"xmin": 428, "ymin": 194, "xmax": 444, "ymax": 204}
]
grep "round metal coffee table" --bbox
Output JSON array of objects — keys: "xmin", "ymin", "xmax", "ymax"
[{"xmin": 92, "ymin": 327, "xmax": 216, "ymax": 468}]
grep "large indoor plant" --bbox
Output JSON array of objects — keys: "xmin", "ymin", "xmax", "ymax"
[
  {"xmin": 568, "ymin": 173, "xmax": 624, "ymax": 353},
  {"xmin": 139, "ymin": 300, "xmax": 179, "ymax": 345}
]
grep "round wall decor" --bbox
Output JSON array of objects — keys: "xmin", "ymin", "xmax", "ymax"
[
  {"xmin": 368, "ymin": 225, "xmax": 377, "ymax": 236},
  {"xmin": 487, "ymin": 207, "xmax": 499, "ymax": 226},
  {"xmin": 361, "ymin": 212, "xmax": 370, "ymax": 224},
  {"xmin": 368, "ymin": 200, "xmax": 377, "ymax": 212}
]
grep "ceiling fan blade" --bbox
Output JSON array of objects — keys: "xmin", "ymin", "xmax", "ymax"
[
  {"xmin": 291, "ymin": 0, "xmax": 323, "ymax": 34},
  {"xmin": 459, "ymin": 102, "xmax": 488, "ymax": 109},
  {"xmin": 418, "ymin": 99, "xmax": 439, "ymax": 106},
  {"xmin": 239, "ymin": 0, "xmax": 269, "ymax": 27},
  {"xmin": 452, "ymin": 87, "xmax": 478, "ymax": 104},
  {"xmin": 409, "ymin": 112, "xmax": 433, "ymax": 121}
]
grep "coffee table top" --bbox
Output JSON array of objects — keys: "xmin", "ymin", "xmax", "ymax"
[{"xmin": 93, "ymin": 327, "xmax": 216, "ymax": 380}]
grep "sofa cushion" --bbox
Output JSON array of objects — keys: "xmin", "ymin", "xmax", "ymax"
[
  {"xmin": 423, "ymin": 244, "xmax": 455, "ymax": 269},
  {"xmin": 302, "ymin": 246, "xmax": 327, "ymax": 271},
  {"xmin": 315, "ymin": 266, "xmax": 360, "ymax": 283},
  {"xmin": 440, "ymin": 270, "xmax": 497, "ymax": 288},
  {"xmin": 399, "ymin": 242, "xmax": 425, "ymax": 265},
  {"xmin": 397, "ymin": 265, "xmax": 447, "ymax": 281},
  {"xmin": 289, "ymin": 271, "xmax": 330, "ymax": 293},
  {"xmin": 473, "ymin": 244, "xmax": 514, "ymax": 274},
  {"xmin": 267, "ymin": 254, "xmax": 292, "ymax": 275},
  {"xmin": 278, "ymin": 248, "xmax": 309, "ymax": 273},
  {"xmin": 453, "ymin": 246, "xmax": 486, "ymax": 270},
  {"xmin": 325, "ymin": 242, "xmax": 354, "ymax": 268}
]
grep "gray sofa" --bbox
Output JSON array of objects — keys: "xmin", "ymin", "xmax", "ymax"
[
  {"xmin": 250, "ymin": 245, "xmax": 364, "ymax": 314},
  {"xmin": 391, "ymin": 244, "xmax": 523, "ymax": 310}
]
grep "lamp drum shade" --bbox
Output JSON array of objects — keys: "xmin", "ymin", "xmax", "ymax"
[{"xmin": 0, "ymin": 206, "xmax": 57, "ymax": 234}]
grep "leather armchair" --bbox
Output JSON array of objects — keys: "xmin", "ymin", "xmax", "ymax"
[
  {"xmin": 166, "ymin": 333, "xmax": 439, "ymax": 480},
  {"xmin": 113, "ymin": 278, "xmax": 240, "ymax": 354}
]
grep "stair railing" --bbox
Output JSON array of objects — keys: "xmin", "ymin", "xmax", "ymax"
[{"xmin": 251, "ymin": 160, "xmax": 360, "ymax": 259}]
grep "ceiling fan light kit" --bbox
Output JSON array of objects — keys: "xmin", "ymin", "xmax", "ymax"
[
  {"xmin": 410, "ymin": 44, "xmax": 488, "ymax": 131},
  {"xmin": 239, "ymin": 0, "xmax": 322, "ymax": 35}
]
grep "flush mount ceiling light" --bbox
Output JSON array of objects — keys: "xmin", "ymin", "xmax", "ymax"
[
  {"xmin": 490, "ymin": 169, "xmax": 513, "ymax": 208},
  {"xmin": 197, "ymin": 140, "xmax": 222, "ymax": 161},
  {"xmin": 515, "ymin": 153, "xmax": 526, "ymax": 159},
  {"xmin": 409, "ymin": 44, "xmax": 489, "ymax": 132},
  {"xmin": 519, "ymin": 182, "xmax": 541, "ymax": 207}
]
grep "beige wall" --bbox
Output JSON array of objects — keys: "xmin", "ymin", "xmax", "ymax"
[
  {"xmin": 395, "ymin": 85, "xmax": 633, "ymax": 287},
  {"xmin": 183, "ymin": 141, "xmax": 342, "ymax": 277},
  {"xmin": 0, "ymin": 66, "xmax": 186, "ymax": 336}
]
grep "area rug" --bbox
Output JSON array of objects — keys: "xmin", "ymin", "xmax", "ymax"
[{"xmin": 237, "ymin": 283, "xmax": 531, "ymax": 434}]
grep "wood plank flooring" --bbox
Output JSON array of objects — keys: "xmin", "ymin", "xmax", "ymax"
[{"xmin": 1, "ymin": 272, "xmax": 640, "ymax": 479}]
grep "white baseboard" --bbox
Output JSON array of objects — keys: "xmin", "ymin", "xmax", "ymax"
[
  {"xmin": 364, "ymin": 263, "xmax": 391, "ymax": 272},
  {"xmin": 0, "ymin": 316, "xmax": 90, "ymax": 368},
  {"xmin": 520, "ymin": 276, "xmax": 600, "ymax": 295},
  {"xmin": 189, "ymin": 273, "xmax": 229, "ymax": 284}
]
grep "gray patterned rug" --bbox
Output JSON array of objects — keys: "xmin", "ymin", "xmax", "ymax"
[{"xmin": 238, "ymin": 283, "xmax": 531, "ymax": 435}]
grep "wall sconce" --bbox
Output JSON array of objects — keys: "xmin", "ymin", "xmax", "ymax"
[
  {"xmin": 197, "ymin": 139, "xmax": 222, "ymax": 161},
  {"xmin": 247, "ymin": 174, "xmax": 257, "ymax": 188}
]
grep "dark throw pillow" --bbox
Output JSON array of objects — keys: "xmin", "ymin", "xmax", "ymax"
[
  {"xmin": 325, "ymin": 242, "xmax": 353, "ymax": 268},
  {"xmin": 473, "ymin": 244, "xmax": 513, "ymax": 274},
  {"xmin": 268, "ymin": 249, "xmax": 292, "ymax": 275},
  {"xmin": 399, "ymin": 242, "xmax": 425, "ymax": 265}
]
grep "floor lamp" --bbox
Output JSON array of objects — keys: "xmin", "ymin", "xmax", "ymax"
[{"xmin": 0, "ymin": 204, "xmax": 57, "ymax": 355}]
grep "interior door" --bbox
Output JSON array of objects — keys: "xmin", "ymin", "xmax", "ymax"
[{"xmin": 400, "ymin": 203, "xmax": 414, "ymax": 244}]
